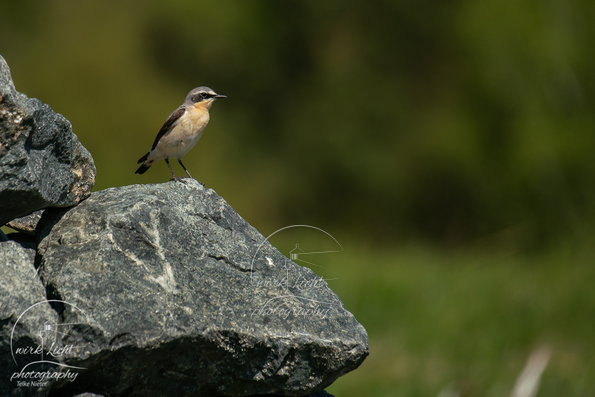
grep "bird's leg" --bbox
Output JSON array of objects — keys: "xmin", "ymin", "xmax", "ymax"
[
  {"xmin": 165, "ymin": 158, "xmax": 184, "ymax": 183},
  {"xmin": 178, "ymin": 159, "xmax": 205, "ymax": 186},
  {"xmin": 177, "ymin": 159, "xmax": 193, "ymax": 179}
]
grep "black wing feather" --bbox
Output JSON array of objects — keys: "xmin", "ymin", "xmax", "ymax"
[{"xmin": 150, "ymin": 106, "xmax": 186, "ymax": 150}]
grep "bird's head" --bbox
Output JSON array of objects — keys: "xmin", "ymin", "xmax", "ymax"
[{"xmin": 185, "ymin": 87, "xmax": 226, "ymax": 110}]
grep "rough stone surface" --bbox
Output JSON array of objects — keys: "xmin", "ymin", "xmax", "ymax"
[
  {"xmin": 0, "ymin": 240, "xmax": 58, "ymax": 396},
  {"xmin": 250, "ymin": 391, "xmax": 335, "ymax": 397},
  {"xmin": 71, "ymin": 394, "xmax": 106, "ymax": 397},
  {"xmin": 0, "ymin": 55, "xmax": 96, "ymax": 226},
  {"xmin": 69, "ymin": 391, "xmax": 334, "ymax": 397},
  {"xmin": 7, "ymin": 210, "xmax": 44, "ymax": 235},
  {"xmin": 37, "ymin": 180, "xmax": 368, "ymax": 397}
]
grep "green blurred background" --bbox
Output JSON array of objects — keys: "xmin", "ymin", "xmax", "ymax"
[{"xmin": 1, "ymin": 0, "xmax": 594, "ymax": 395}]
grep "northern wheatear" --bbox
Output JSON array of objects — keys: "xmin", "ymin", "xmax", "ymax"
[{"xmin": 135, "ymin": 87, "xmax": 226, "ymax": 183}]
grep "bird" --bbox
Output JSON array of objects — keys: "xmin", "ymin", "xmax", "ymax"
[{"xmin": 135, "ymin": 86, "xmax": 226, "ymax": 183}]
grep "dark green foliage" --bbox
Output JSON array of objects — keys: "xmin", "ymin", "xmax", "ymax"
[{"xmin": 2, "ymin": 0, "xmax": 594, "ymax": 247}]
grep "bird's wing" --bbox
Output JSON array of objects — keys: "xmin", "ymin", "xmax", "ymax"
[{"xmin": 150, "ymin": 106, "xmax": 186, "ymax": 150}]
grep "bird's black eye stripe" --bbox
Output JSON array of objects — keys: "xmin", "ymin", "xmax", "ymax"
[{"xmin": 193, "ymin": 92, "xmax": 214, "ymax": 102}]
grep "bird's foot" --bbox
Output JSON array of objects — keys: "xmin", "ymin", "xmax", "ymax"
[
  {"xmin": 170, "ymin": 175, "xmax": 204, "ymax": 186},
  {"xmin": 183, "ymin": 172, "xmax": 203, "ymax": 186}
]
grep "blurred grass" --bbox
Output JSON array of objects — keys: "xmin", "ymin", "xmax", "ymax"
[{"xmin": 275, "ymin": 240, "xmax": 595, "ymax": 397}]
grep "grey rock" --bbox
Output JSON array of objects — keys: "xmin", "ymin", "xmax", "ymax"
[
  {"xmin": 7, "ymin": 210, "xmax": 44, "ymax": 235},
  {"xmin": 37, "ymin": 179, "xmax": 368, "ymax": 397},
  {"xmin": 67, "ymin": 390, "xmax": 334, "ymax": 397},
  {"xmin": 249, "ymin": 391, "xmax": 334, "ymax": 397},
  {"xmin": 0, "ymin": 241, "xmax": 59, "ymax": 396},
  {"xmin": 72, "ymin": 394, "xmax": 105, "ymax": 397},
  {"xmin": 0, "ymin": 55, "xmax": 96, "ymax": 226}
]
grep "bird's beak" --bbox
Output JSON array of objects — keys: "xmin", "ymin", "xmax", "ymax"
[{"xmin": 215, "ymin": 94, "xmax": 227, "ymax": 99}]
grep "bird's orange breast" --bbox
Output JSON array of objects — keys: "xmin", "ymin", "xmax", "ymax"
[{"xmin": 182, "ymin": 103, "xmax": 210, "ymax": 131}]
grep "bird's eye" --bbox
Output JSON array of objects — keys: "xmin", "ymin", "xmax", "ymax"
[{"xmin": 200, "ymin": 92, "xmax": 208, "ymax": 99}]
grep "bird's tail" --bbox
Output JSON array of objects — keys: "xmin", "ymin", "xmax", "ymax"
[
  {"xmin": 135, "ymin": 152, "xmax": 151, "ymax": 174},
  {"xmin": 135, "ymin": 163, "xmax": 151, "ymax": 174}
]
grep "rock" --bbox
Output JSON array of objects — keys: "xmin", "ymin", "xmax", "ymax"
[
  {"xmin": 71, "ymin": 392, "xmax": 333, "ymax": 397},
  {"xmin": 249, "ymin": 391, "xmax": 335, "ymax": 397},
  {"xmin": 72, "ymin": 394, "xmax": 106, "ymax": 397},
  {"xmin": 7, "ymin": 210, "xmax": 44, "ymax": 235},
  {"xmin": 0, "ymin": 55, "xmax": 96, "ymax": 226},
  {"xmin": 0, "ymin": 240, "xmax": 59, "ymax": 397},
  {"xmin": 37, "ymin": 179, "xmax": 368, "ymax": 397}
]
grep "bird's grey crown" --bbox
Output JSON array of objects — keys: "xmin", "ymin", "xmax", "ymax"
[{"xmin": 189, "ymin": 86, "xmax": 216, "ymax": 96}]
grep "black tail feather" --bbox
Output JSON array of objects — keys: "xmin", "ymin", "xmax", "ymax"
[
  {"xmin": 135, "ymin": 162, "xmax": 151, "ymax": 175},
  {"xmin": 137, "ymin": 151, "xmax": 150, "ymax": 164},
  {"xmin": 136, "ymin": 151, "xmax": 151, "ymax": 174}
]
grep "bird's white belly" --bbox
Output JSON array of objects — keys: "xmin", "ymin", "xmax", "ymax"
[{"xmin": 149, "ymin": 121, "xmax": 206, "ymax": 161}]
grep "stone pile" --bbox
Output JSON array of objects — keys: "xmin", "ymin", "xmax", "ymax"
[{"xmin": 0, "ymin": 55, "xmax": 368, "ymax": 397}]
